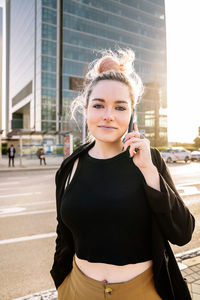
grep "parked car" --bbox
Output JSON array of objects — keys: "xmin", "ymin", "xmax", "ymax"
[
  {"xmin": 160, "ymin": 147, "xmax": 191, "ymax": 163},
  {"xmin": 191, "ymin": 150, "xmax": 200, "ymax": 161}
]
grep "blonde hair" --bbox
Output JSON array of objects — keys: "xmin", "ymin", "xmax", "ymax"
[{"xmin": 70, "ymin": 48, "xmax": 144, "ymax": 143}]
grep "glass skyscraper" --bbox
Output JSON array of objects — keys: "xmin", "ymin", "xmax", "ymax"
[{"xmin": 8, "ymin": 0, "xmax": 167, "ymax": 146}]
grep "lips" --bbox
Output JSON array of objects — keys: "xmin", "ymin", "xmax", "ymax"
[{"xmin": 99, "ymin": 126, "xmax": 117, "ymax": 129}]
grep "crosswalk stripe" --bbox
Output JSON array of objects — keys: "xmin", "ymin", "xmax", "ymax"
[{"xmin": 0, "ymin": 232, "xmax": 57, "ymax": 245}]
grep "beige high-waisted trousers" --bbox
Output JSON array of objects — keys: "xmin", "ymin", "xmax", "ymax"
[{"xmin": 57, "ymin": 255, "xmax": 162, "ymax": 300}]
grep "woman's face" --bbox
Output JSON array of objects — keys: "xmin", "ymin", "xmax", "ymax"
[{"xmin": 85, "ymin": 80, "xmax": 132, "ymax": 143}]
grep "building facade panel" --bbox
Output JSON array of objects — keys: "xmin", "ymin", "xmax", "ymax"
[
  {"xmin": 60, "ymin": 0, "xmax": 167, "ymax": 145},
  {"xmin": 9, "ymin": 0, "xmax": 36, "ymax": 131}
]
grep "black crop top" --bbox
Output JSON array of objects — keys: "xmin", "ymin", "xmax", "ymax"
[{"xmin": 60, "ymin": 149, "xmax": 152, "ymax": 265}]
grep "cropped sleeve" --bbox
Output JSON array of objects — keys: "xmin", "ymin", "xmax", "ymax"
[
  {"xmin": 50, "ymin": 169, "xmax": 75, "ymax": 289},
  {"xmin": 143, "ymin": 148, "xmax": 195, "ymax": 246}
]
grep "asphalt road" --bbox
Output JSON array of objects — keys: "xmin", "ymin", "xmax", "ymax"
[{"xmin": 0, "ymin": 162, "xmax": 199, "ymax": 299}]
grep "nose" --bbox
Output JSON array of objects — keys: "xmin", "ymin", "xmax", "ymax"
[{"xmin": 103, "ymin": 109, "xmax": 114, "ymax": 121}]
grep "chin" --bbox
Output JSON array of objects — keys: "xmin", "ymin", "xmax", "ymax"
[{"xmin": 92, "ymin": 133, "xmax": 121, "ymax": 143}]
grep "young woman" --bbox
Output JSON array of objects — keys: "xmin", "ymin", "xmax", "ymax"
[{"xmin": 50, "ymin": 49, "xmax": 195, "ymax": 300}]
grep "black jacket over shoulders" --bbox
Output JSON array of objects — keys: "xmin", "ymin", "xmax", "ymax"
[{"xmin": 50, "ymin": 140, "xmax": 195, "ymax": 300}]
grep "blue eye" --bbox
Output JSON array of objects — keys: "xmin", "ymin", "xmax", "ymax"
[
  {"xmin": 116, "ymin": 106, "xmax": 126, "ymax": 111},
  {"xmin": 93, "ymin": 104, "xmax": 126, "ymax": 111},
  {"xmin": 93, "ymin": 104, "xmax": 103, "ymax": 108}
]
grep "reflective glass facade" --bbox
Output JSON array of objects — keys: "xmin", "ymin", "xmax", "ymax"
[
  {"xmin": 9, "ymin": 0, "xmax": 167, "ymax": 146},
  {"xmin": 41, "ymin": 1, "xmax": 57, "ymax": 131},
  {"xmin": 61, "ymin": 0, "xmax": 167, "ymax": 146}
]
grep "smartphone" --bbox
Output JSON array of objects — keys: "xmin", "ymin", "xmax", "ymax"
[
  {"xmin": 128, "ymin": 109, "xmax": 139, "ymax": 152},
  {"xmin": 128, "ymin": 108, "xmax": 136, "ymax": 133}
]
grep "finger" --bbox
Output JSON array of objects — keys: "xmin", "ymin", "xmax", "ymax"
[
  {"xmin": 123, "ymin": 137, "xmax": 141, "ymax": 151},
  {"xmin": 129, "ymin": 150, "xmax": 136, "ymax": 158},
  {"xmin": 129, "ymin": 142, "xmax": 143, "ymax": 153},
  {"xmin": 123, "ymin": 131, "xmax": 140, "ymax": 143},
  {"xmin": 133, "ymin": 122, "xmax": 139, "ymax": 133}
]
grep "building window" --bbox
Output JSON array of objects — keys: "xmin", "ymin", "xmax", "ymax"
[
  {"xmin": 42, "ymin": 72, "xmax": 56, "ymax": 88},
  {"xmin": 63, "ymin": 59, "xmax": 87, "ymax": 76},
  {"xmin": 69, "ymin": 76, "xmax": 84, "ymax": 91},
  {"xmin": 42, "ymin": 105, "xmax": 56, "ymax": 120},
  {"xmin": 42, "ymin": 23, "xmax": 57, "ymax": 41},
  {"xmin": 42, "ymin": 0, "xmax": 57, "ymax": 9},
  {"xmin": 159, "ymin": 115, "xmax": 167, "ymax": 127},
  {"xmin": 42, "ymin": 88, "xmax": 56, "ymax": 105},
  {"xmin": 42, "ymin": 121, "xmax": 56, "ymax": 131},
  {"xmin": 42, "ymin": 56, "xmax": 56, "ymax": 72},
  {"xmin": 42, "ymin": 7, "xmax": 57, "ymax": 25},
  {"xmin": 42, "ymin": 40, "xmax": 57, "ymax": 57},
  {"xmin": 63, "ymin": 0, "xmax": 163, "ymax": 40},
  {"xmin": 12, "ymin": 113, "xmax": 23, "ymax": 129}
]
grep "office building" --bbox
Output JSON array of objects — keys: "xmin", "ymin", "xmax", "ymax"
[{"xmin": 7, "ymin": 0, "xmax": 167, "ymax": 146}]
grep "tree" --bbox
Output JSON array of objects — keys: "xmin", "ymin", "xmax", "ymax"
[{"xmin": 193, "ymin": 137, "xmax": 200, "ymax": 149}]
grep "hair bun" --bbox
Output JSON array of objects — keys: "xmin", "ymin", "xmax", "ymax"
[{"xmin": 97, "ymin": 56, "xmax": 122, "ymax": 73}]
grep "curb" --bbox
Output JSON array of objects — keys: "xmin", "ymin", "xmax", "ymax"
[
  {"xmin": 175, "ymin": 247, "xmax": 200, "ymax": 260},
  {"xmin": 12, "ymin": 289, "xmax": 57, "ymax": 300}
]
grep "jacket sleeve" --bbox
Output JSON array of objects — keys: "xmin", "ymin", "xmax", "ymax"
[
  {"xmin": 50, "ymin": 169, "xmax": 75, "ymax": 289},
  {"xmin": 143, "ymin": 148, "xmax": 195, "ymax": 246}
]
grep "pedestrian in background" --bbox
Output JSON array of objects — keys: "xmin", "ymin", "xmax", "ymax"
[
  {"xmin": 38, "ymin": 148, "xmax": 46, "ymax": 165},
  {"xmin": 50, "ymin": 48, "xmax": 195, "ymax": 300},
  {"xmin": 7, "ymin": 144, "xmax": 16, "ymax": 167}
]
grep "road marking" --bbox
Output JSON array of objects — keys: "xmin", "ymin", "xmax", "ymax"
[
  {"xmin": 0, "ymin": 187, "xmax": 20, "ymax": 191},
  {"xmin": 176, "ymin": 182, "xmax": 200, "ymax": 187},
  {"xmin": 16, "ymin": 200, "xmax": 54, "ymax": 207},
  {"xmin": 0, "ymin": 208, "xmax": 56, "ymax": 218},
  {"xmin": 0, "ymin": 181, "xmax": 19, "ymax": 186},
  {"xmin": 0, "ymin": 200, "xmax": 54, "ymax": 209},
  {"xmin": 180, "ymin": 191, "xmax": 200, "ymax": 196},
  {"xmin": 0, "ymin": 232, "xmax": 56, "ymax": 245},
  {"xmin": 0, "ymin": 207, "xmax": 26, "ymax": 215},
  {"xmin": 0, "ymin": 192, "xmax": 41, "ymax": 198},
  {"xmin": 177, "ymin": 185, "xmax": 200, "ymax": 196},
  {"xmin": 0, "ymin": 187, "xmax": 33, "ymax": 191},
  {"xmin": 3, "ymin": 177, "xmax": 28, "ymax": 180}
]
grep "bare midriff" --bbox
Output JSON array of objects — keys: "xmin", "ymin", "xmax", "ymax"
[{"xmin": 75, "ymin": 254, "xmax": 153, "ymax": 283}]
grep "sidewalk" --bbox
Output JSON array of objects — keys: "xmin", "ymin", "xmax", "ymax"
[
  {"xmin": 0, "ymin": 155, "xmax": 64, "ymax": 172},
  {"xmin": 13, "ymin": 248, "xmax": 200, "ymax": 300},
  {"xmin": 177, "ymin": 247, "xmax": 200, "ymax": 299}
]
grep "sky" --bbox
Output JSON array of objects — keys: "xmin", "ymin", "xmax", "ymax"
[{"xmin": 165, "ymin": 0, "xmax": 200, "ymax": 143}]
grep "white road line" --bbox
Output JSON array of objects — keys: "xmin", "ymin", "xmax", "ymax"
[
  {"xmin": 180, "ymin": 191, "xmax": 200, "ymax": 197},
  {"xmin": 0, "ymin": 187, "xmax": 20, "ymax": 191},
  {"xmin": 3, "ymin": 177, "xmax": 28, "ymax": 180},
  {"xmin": 0, "ymin": 187, "xmax": 32, "ymax": 191},
  {"xmin": 176, "ymin": 182, "xmax": 200, "ymax": 187},
  {"xmin": 0, "ymin": 208, "xmax": 56, "ymax": 218},
  {"xmin": 177, "ymin": 185, "xmax": 200, "ymax": 196},
  {"xmin": 0, "ymin": 232, "xmax": 56, "ymax": 245},
  {"xmin": 0, "ymin": 181, "xmax": 19, "ymax": 186},
  {"xmin": 0, "ymin": 192, "xmax": 41, "ymax": 198},
  {"xmin": 0, "ymin": 207, "xmax": 26, "ymax": 215},
  {"xmin": 0, "ymin": 200, "xmax": 54, "ymax": 209},
  {"xmin": 23, "ymin": 200, "xmax": 54, "ymax": 206}
]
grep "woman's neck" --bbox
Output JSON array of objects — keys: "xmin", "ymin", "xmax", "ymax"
[{"xmin": 89, "ymin": 140, "xmax": 124, "ymax": 159}]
